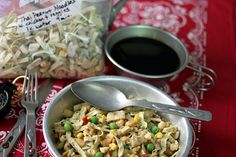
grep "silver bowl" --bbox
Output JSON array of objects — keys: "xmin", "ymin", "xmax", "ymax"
[{"xmin": 43, "ymin": 76, "xmax": 192, "ymax": 157}]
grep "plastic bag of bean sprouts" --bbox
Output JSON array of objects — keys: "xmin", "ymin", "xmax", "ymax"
[{"xmin": 0, "ymin": 0, "xmax": 107, "ymax": 79}]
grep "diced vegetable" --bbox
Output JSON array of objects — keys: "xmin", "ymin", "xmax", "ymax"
[
  {"xmin": 146, "ymin": 143, "xmax": 155, "ymax": 153},
  {"xmin": 109, "ymin": 143, "xmax": 118, "ymax": 150},
  {"xmin": 109, "ymin": 122, "xmax": 119, "ymax": 129},
  {"xmin": 99, "ymin": 115, "xmax": 106, "ymax": 123},
  {"xmin": 148, "ymin": 122, "xmax": 155, "ymax": 130},
  {"xmin": 140, "ymin": 154, "xmax": 148, "ymax": 157},
  {"xmin": 76, "ymin": 132, "xmax": 84, "ymax": 139},
  {"xmin": 151, "ymin": 126, "xmax": 158, "ymax": 134},
  {"xmin": 95, "ymin": 151, "xmax": 104, "ymax": 157},
  {"xmin": 90, "ymin": 116, "xmax": 99, "ymax": 124},
  {"xmin": 133, "ymin": 114, "xmax": 139, "ymax": 124},
  {"xmin": 64, "ymin": 122, "xmax": 73, "ymax": 132},
  {"xmin": 110, "ymin": 129, "xmax": 117, "ymax": 135},
  {"xmin": 82, "ymin": 116, "xmax": 89, "ymax": 124},
  {"xmin": 156, "ymin": 132, "xmax": 163, "ymax": 139}
]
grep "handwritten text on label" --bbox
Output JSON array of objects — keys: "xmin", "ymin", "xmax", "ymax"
[{"xmin": 17, "ymin": 0, "xmax": 81, "ymax": 32}]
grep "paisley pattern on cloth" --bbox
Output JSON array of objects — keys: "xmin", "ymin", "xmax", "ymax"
[{"xmin": 0, "ymin": 0, "xmax": 208, "ymax": 156}]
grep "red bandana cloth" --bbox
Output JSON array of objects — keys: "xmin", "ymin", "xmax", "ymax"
[{"xmin": 0, "ymin": 0, "xmax": 235, "ymax": 156}]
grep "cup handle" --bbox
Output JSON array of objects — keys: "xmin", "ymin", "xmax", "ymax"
[{"xmin": 186, "ymin": 61, "xmax": 217, "ymax": 91}]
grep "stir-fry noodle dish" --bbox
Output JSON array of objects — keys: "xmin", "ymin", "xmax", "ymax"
[{"xmin": 53, "ymin": 102, "xmax": 180, "ymax": 157}]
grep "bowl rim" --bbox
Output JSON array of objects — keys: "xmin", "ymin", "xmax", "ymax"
[{"xmin": 43, "ymin": 75, "xmax": 192, "ymax": 157}]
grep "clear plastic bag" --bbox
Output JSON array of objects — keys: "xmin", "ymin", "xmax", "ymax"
[{"xmin": 0, "ymin": 0, "xmax": 107, "ymax": 79}]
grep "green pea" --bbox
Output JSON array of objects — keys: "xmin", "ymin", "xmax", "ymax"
[
  {"xmin": 124, "ymin": 144, "xmax": 129, "ymax": 150},
  {"xmin": 64, "ymin": 122, "xmax": 73, "ymax": 132},
  {"xmin": 95, "ymin": 152, "xmax": 104, "ymax": 157},
  {"xmin": 151, "ymin": 126, "xmax": 158, "ymax": 134},
  {"xmin": 146, "ymin": 143, "xmax": 155, "ymax": 153},
  {"xmin": 148, "ymin": 122, "xmax": 155, "ymax": 130},
  {"xmin": 90, "ymin": 116, "xmax": 99, "ymax": 124},
  {"xmin": 109, "ymin": 122, "xmax": 119, "ymax": 129}
]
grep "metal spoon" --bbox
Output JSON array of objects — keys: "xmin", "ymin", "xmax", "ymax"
[{"xmin": 71, "ymin": 82, "xmax": 212, "ymax": 121}]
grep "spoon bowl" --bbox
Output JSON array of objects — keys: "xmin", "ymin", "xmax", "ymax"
[
  {"xmin": 71, "ymin": 81, "xmax": 212, "ymax": 121},
  {"xmin": 71, "ymin": 81, "xmax": 127, "ymax": 111}
]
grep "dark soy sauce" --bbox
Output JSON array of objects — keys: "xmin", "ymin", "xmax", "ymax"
[{"xmin": 110, "ymin": 37, "xmax": 180, "ymax": 75}]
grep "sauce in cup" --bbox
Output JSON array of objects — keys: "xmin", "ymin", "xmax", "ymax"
[{"xmin": 110, "ymin": 37, "xmax": 180, "ymax": 75}]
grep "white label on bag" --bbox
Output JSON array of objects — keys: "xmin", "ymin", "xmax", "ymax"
[{"xmin": 17, "ymin": 0, "xmax": 82, "ymax": 32}]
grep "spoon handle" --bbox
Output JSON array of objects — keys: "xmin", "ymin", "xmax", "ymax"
[{"xmin": 129, "ymin": 100, "xmax": 212, "ymax": 121}]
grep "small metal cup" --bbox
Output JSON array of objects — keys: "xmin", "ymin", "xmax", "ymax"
[{"xmin": 104, "ymin": 25, "xmax": 216, "ymax": 91}]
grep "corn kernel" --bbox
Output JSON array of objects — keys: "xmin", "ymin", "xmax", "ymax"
[
  {"xmin": 133, "ymin": 114, "xmax": 139, "ymax": 124},
  {"xmin": 129, "ymin": 154, "xmax": 135, "ymax": 157},
  {"xmin": 109, "ymin": 143, "xmax": 118, "ymax": 150},
  {"xmin": 110, "ymin": 129, "xmax": 117, "ymax": 135},
  {"xmin": 99, "ymin": 115, "xmax": 106, "ymax": 123},
  {"xmin": 76, "ymin": 132, "xmax": 84, "ymax": 139},
  {"xmin": 156, "ymin": 132, "xmax": 163, "ymax": 139}
]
